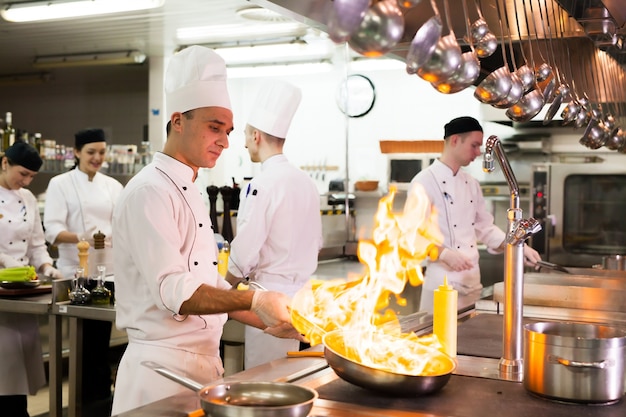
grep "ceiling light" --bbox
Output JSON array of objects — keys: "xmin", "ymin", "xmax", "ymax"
[
  {"xmin": 0, "ymin": 72, "xmax": 51, "ymax": 86},
  {"xmin": 215, "ymin": 41, "xmax": 334, "ymax": 66},
  {"xmin": 33, "ymin": 51, "xmax": 146, "ymax": 69},
  {"xmin": 1, "ymin": 0, "xmax": 164, "ymax": 23},
  {"xmin": 228, "ymin": 62, "xmax": 333, "ymax": 79},
  {"xmin": 236, "ymin": 5, "xmax": 293, "ymax": 23},
  {"xmin": 177, "ymin": 22, "xmax": 308, "ymax": 44}
]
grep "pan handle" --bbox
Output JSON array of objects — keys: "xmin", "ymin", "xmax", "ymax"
[
  {"xmin": 553, "ymin": 356, "xmax": 609, "ymax": 369},
  {"xmin": 141, "ymin": 361, "xmax": 205, "ymax": 391}
]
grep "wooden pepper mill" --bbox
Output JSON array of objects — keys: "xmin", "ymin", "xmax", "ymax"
[
  {"xmin": 219, "ymin": 186, "xmax": 234, "ymax": 242},
  {"xmin": 77, "ymin": 240, "xmax": 90, "ymax": 274},
  {"xmin": 93, "ymin": 230, "xmax": 106, "ymax": 250}
]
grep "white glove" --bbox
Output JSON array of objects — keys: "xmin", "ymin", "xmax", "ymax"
[
  {"xmin": 523, "ymin": 244, "xmax": 542, "ymax": 267},
  {"xmin": 264, "ymin": 322, "xmax": 307, "ymax": 342},
  {"xmin": 251, "ymin": 290, "xmax": 292, "ymax": 328},
  {"xmin": 43, "ymin": 265, "xmax": 64, "ymax": 279},
  {"xmin": 0, "ymin": 253, "xmax": 23, "ymax": 268},
  {"xmin": 439, "ymin": 248, "xmax": 474, "ymax": 271}
]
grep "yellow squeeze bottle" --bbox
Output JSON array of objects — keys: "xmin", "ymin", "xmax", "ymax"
[
  {"xmin": 433, "ymin": 276, "xmax": 458, "ymax": 358},
  {"xmin": 217, "ymin": 241, "xmax": 229, "ymax": 277}
]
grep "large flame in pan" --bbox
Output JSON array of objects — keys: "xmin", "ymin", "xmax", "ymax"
[{"xmin": 292, "ymin": 184, "xmax": 453, "ymax": 376}]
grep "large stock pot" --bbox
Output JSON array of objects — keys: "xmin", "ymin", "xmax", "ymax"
[{"xmin": 524, "ymin": 322, "xmax": 626, "ymax": 404}]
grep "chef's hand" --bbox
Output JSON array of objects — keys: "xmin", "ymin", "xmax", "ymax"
[
  {"xmin": 439, "ymin": 248, "xmax": 474, "ymax": 271},
  {"xmin": 77, "ymin": 227, "xmax": 98, "ymax": 245},
  {"xmin": 42, "ymin": 265, "xmax": 64, "ymax": 279},
  {"xmin": 523, "ymin": 244, "xmax": 542, "ymax": 268},
  {"xmin": 264, "ymin": 322, "xmax": 307, "ymax": 342},
  {"xmin": 0, "ymin": 253, "xmax": 23, "ymax": 268},
  {"xmin": 251, "ymin": 290, "xmax": 292, "ymax": 328}
]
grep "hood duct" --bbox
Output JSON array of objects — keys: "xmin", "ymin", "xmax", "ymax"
[{"xmin": 251, "ymin": 0, "xmax": 626, "ymax": 110}]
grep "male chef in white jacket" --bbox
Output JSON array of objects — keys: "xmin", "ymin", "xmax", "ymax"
[
  {"xmin": 111, "ymin": 46, "xmax": 304, "ymax": 415},
  {"xmin": 225, "ymin": 80, "xmax": 323, "ymax": 369},
  {"xmin": 408, "ymin": 116, "xmax": 541, "ymax": 313}
]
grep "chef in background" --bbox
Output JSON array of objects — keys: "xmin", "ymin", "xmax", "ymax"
[
  {"xmin": 111, "ymin": 46, "xmax": 303, "ymax": 415},
  {"xmin": 407, "ymin": 117, "xmax": 541, "ymax": 313},
  {"xmin": 225, "ymin": 80, "xmax": 323, "ymax": 369},
  {"xmin": 0, "ymin": 141, "xmax": 62, "ymax": 417},
  {"xmin": 44, "ymin": 127, "xmax": 123, "ymax": 403}
]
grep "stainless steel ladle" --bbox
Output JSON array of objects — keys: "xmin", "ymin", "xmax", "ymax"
[
  {"xmin": 348, "ymin": 0, "xmax": 405, "ymax": 58},
  {"xmin": 405, "ymin": 0, "xmax": 443, "ymax": 73},
  {"xmin": 327, "ymin": 0, "xmax": 370, "ymax": 43}
]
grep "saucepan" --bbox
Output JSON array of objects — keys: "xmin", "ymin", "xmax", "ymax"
[
  {"xmin": 141, "ymin": 361, "xmax": 317, "ymax": 417},
  {"xmin": 524, "ymin": 322, "xmax": 626, "ymax": 404},
  {"xmin": 322, "ymin": 329, "xmax": 455, "ymax": 396}
]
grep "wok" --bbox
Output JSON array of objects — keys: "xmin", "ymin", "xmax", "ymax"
[
  {"xmin": 322, "ymin": 329, "xmax": 456, "ymax": 396},
  {"xmin": 141, "ymin": 361, "xmax": 317, "ymax": 417}
]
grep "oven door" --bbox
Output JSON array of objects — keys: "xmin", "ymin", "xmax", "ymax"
[{"xmin": 531, "ymin": 163, "xmax": 626, "ymax": 267}]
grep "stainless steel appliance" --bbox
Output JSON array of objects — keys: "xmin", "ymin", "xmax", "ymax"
[{"xmin": 530, "ymin": 162, "xmax": 626, "ymax": 267}]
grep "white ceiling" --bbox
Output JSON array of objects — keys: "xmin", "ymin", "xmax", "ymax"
[{"xmin": 0, "ymin": 0, "xmax": 309, "ymax": 75}]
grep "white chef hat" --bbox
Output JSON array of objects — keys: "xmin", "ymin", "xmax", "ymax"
[
  {"xmin": 165, "ymin": 46, "xmax": 231, "ymax": 117},
  {"xmin": 247, "ymin": 80, "xmax": 302, "ymax": 139}
]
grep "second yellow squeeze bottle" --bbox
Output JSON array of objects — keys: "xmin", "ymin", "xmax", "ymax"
[{"xmin": 433, "ymin": 276, "xmax": 458, "ymax": 358}]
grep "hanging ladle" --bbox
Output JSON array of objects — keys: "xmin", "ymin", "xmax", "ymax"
[
  {"xmin": 470, "ymin": 0, "xmax": 497, "ymax": 58},
  {"xmin": 417, "ymin": 0, "xmax": 463, "ymax": 83},
  {"xmin": 327, "ymin": 0, "xmax": 371, "ymax": 43},
  {"xmin": 432, "ymin": 0, "xmax": 480, "ymax": 93},
  {"xmin": 349, "ymin": 0, "xmax": 405, "ymax": 58},
  {"xmin": 405, "ymin": 0, "xmax": 443, "ymax": 73},
  {"xmin": 505, "ymin": 0, "xmax": 545, "ymax": 122},
  {"xmin": 542, "ymin": 0, "xmax": 569, "ymax": 125},
  {"xmin": 492, "ymin": 0, "xmax": 523, "ymax": 109}
]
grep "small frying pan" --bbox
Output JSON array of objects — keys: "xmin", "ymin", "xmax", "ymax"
[{"xmin": 141, "ymin": 361, "xmax": 317, "ymax": 417}]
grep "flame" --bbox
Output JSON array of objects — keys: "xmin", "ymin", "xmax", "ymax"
[{"xmin": 292, "ymin": 184, "xmax": 453, "ymax": 376}]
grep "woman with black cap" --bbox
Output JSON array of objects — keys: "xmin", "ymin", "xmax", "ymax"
[
  {"xmin": 43, "ymin": 128, "xmax": 123, "ymax": 405},
  {"xmin": 0, "ymin": 141, "xmax": 63, "ymax": 417}
]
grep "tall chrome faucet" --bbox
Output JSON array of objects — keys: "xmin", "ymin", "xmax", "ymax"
[{"xmin": 483, "ymin": 135, "xmax": 542, "ymax": 380}]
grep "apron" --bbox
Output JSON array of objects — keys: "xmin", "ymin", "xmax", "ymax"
[
  {"xmin": 0, "ymin": 313, "xmax": 46, "ymax": 395},
  {"xmin": 111, "ymin": 342, "xmax": 223, "ymax": 415}
]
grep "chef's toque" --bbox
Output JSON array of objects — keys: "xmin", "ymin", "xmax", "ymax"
[
  {"xmin": 247, "ymin": 80, "xmax": 302, "ymax": 139},
  {"xmin": 165, "ymin": 45, "xmax": 231, "ymax": 118}
]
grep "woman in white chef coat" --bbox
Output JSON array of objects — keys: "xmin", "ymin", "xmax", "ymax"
[
  {"xmin": 407, "ymin": 117, "xmax": 541, "ymax": 314},
  {"xmin": 0, "ymin": 141, "xmax": 63, "ymax": 417},
  {"xmin": 43, "ymin": 128, "xmax": 123, "ymax": 402},
  {"xmin": 225, "ymin": 80, "xmax": 323, "ymax": 369}
]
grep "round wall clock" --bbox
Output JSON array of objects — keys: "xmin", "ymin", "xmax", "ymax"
[{"xmin": 336, "ymin": 74, "xmax": 376, "ymax": 118}]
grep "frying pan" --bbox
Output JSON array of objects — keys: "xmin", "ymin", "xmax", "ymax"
[
  {"xmin": 322, "ymin": 330, "xmax": 456, "ymax": 396},
  {"xmin": 141, "ymin": 361, "xmax": 317, "ymax": 417},
  {"xmin": 536, "ymin": 261, "xmax": 626, "ymax": 277}
]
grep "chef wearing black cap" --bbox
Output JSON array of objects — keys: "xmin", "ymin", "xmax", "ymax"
[
  {"xmin": 406, "ymin": 116, "xmax": 541, "ymax": 313},
  {"xmin": 0, "ymin": 141, "xmax": 62, "ymax": 417}
]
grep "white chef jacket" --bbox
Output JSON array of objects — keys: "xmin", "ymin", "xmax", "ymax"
[
  {"xmin": 111, "ymin": 152, "xmax": 232, "ymax": 415},
  {"xmin": 44, "ymin": 168, "xmax": 123, "ymax": 277},
  {"xmin": 0, "ymin": 185, "xmax": 51, "ymax": 395},
  {"xmin": 228, "ymin": 154, "xmax": 322, "ymax": 368},
  {"xmin": 409, "ymin": 160, "xmax": 505, "ymax": 313}
]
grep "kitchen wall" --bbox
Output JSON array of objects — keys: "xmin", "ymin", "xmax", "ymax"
[{"xmin": 3, "ymin": 55, "xmax": 624, "ymax": 199}]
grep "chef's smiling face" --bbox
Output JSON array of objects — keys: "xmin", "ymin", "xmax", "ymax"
[
  {"xmin": 0, "ymin": 158, "xmax": 38, "ymax": 190},
  {"xmin": 178, "ymin": 107, "xmax": 233, "ymax": 170},
  {"xmin": 75, "ymin": 142, "xmax": 107, "ymax": 178}
]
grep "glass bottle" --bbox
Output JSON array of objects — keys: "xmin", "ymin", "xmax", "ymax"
[
  {"xmin": 90, "ymin": 265, "xmax": 111, "ymax": 305},
  {"xmin": 2, "ymin": 111, "xmax": 15, "ymax": 152},
  {"xmin": 69, "ymin": 267, "xmax": 91, "ymax": 305}
]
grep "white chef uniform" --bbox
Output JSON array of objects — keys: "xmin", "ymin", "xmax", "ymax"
[
  {"xmin": 111, "ymin": 152, "xmax": 232, "ymax": 414},
  {"xmin": 410, "ymin": 159, "xmax": 505, "ymax": 313},
  {"xmin": 44, "ymin": 168, "xmax": 122, "ymax": 277},
  {"xmin": 228, "ymin": 80, "xmax": 323, "ymax": 369},
  {"xmin": 231, "ymin": 155, "xmax": 322, "ymax": 368},
  {"xmin": 0, "ymin": 186, "xmax": 52, "ymax": 395}
]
